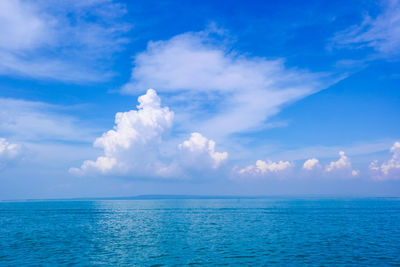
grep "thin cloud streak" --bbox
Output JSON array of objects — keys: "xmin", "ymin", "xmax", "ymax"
[
  {"xmin": 333, "ymin": 0, "xmax": 400, "ymax": 58},
  {"xmin": 0, "ymin": 98, "xmax": 100, "ymax": 143}
]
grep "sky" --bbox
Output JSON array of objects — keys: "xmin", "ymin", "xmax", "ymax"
[{"xmin": 0, "ymin": 0, "xmax": 399, "ymax": 199}]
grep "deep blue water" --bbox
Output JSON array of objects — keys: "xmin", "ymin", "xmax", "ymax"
[{"xmin": 1, "ymin": 198, "xmax": 400, "ymax": 266}]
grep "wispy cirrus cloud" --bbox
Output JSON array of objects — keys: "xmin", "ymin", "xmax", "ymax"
[
  {"xmin": 333, "ymin": 0, "xmax": 400, "ymax": 58},
  {"xmin": 0, "ymin": 0, "xmax": 130, "ymax": 82},
  {"xmin": 122, "ymin": 29, "xmax": 340, "ymax": 139}
]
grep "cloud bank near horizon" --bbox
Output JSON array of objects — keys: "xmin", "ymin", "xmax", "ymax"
[
  {"xmin": 69, "ymin": 88, "xmax": 398, "ymax": 181},
  {"xmin": 370, "ymin": 142, "xmax": 400, "ymax": 180}
]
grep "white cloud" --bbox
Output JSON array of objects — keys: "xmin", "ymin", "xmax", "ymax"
[
  {"xmin": 93, "ymin": 88, "xmax": 174, "ymax": 155},
  {"xmin": 303, "ymin": 158, "xmax": 320, "ymax": 170},
  {"xmin": 70, "ymin": 89, "xmax": 174, "ymax": 176},
  {"xmin": 122, "ymin": 29, "xmax": 338, "ymax": 138},
  {"xmin": 236, "ymin": 151, "xmax": 363, "ymax": 179},
  {"xmin": 333, "ymin": 0, "xmax": 400, "ymax": 57},
  {"xmin": 369, "ymin": 160, "xmax": 380, "ymax": 172},
  {"xmin": 0, "ymin": 0, "xmax": 49, "ymax": 51},
  {"xmin": 369, "ymin": 141, "xmax": 400, "ymax": 179},
  {"xmin": 325, "ymin": 151, "xmax": 359, "ymax": 177},
  {"xmin": 238, "ymin": 159, "xmax": 293, "ymax": 177},
  {"xmin": 0, "ymin": 138, "xmax": 20, "ymax": 159},
  {"xmin": 179, "ymin": 132, "xmax": 228, "ymax": 169},
  {"xmin": 0, "ymin": 138, "xmax": 21, "ymax": 169},
  {"xmin": 70, "ymin": 89, "xmax": 227, "ymax": 178},
  {"xmin": 0, "ymin": 0, "xmax": 129, "ymax": 82},
  {"xmin": 325, "ymin": 151, "xmax": 351, "ymax": 172}
]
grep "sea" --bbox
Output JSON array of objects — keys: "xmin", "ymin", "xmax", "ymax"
[{"xmin": 1, "ymin": 197, "xmax": 399, "ymax": 266}]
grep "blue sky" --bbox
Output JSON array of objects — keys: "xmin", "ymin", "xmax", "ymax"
[{"xmin": 0, "ymin": 0, "xmax": 399, "ymax": 199}]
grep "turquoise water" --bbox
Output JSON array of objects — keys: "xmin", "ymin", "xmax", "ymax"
[{"xmin": 1, "ymin": 198, "xmax": 399, "ymax": 266}]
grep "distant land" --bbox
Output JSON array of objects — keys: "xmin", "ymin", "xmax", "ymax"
[{"xmin": 1, "ymin": 194, "xmax": 399, "ymax": 202}]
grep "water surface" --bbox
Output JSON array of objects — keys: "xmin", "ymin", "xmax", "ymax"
[{"xmin": 1, "ymin": 198, "xmax": 399, "ymax": 265}]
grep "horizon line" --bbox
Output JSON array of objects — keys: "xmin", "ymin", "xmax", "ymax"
[{"xmin": 1, "ymin": 194, "xmax": 399, "ymax": 202}]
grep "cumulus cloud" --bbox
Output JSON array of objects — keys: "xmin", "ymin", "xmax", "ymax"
[
  {"xmin": 303, "ymin": 158, "xmax": 320, "ymax": 170},
  {"xmin": 122, "ymin": 29, "xmax": 338, "ymax": 138},
  {"xmin": 0, "ymin": 138, "xmax": 21, "ymax": 169},
  {"xmin": 325, "ymin": 151, "xmax": 359, "ymax": 177},
  {"xmin": 0, "ymin": 0, "xmax": 129, "ymax": 82},
  {"xmin": 333, "ymin": 0, "xmax": 400, "ymax": 58},
  {"xmin": 238, "ymin": 159, "xmax": 293, "ymax": 177},
  {"xmin": 70, "ymin": 89, "xmax": 228, "ymax": 178},
  {"xmin": 369, "ymin": 141, "xmax": 400, "ymax": 179},
  {"xmin": 179, "ymin": 132, "xmax": 228, "ymax": 169},
  {"xmin": 325, "ymin": 151, "xmax": 351, "ymax": 172},
  {"xmin": 70, "ymin": 89, "xmax": 174, "ymax": 176},
  {"xmin": 93, "ymin": 89, "xmax": 173, "ymax": 155}
]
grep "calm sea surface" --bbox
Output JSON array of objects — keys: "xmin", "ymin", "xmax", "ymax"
[{"xmin": 1, "ymin": 198, "xmax": 399, "ymax": 266}]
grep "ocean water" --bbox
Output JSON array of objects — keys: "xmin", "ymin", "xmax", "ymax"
[{"xmin": 1, "ymin": 198, "xmax": 399, "ymax": 266}]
